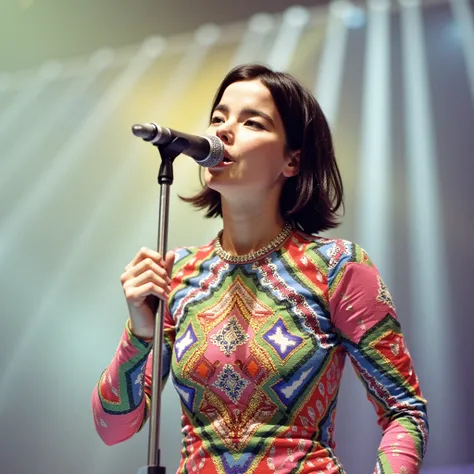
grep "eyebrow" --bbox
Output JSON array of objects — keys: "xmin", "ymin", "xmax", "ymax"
[{"xmin": 213, "ymin": 104, "xmax": 276, "ymax": 128}]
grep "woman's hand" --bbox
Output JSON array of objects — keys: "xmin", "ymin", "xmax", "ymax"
[{"xmin": 120, "ymin": 248, "xmax": 175, "ymax": 339}]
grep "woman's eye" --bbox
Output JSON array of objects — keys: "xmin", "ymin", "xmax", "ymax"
[
  {"xmin": 210, "ymin": 116, "xmax": 224, "ymax": 124},
  {"xmin": 246, "ymin": 120, "xmax": 264, "ymax": 130}
]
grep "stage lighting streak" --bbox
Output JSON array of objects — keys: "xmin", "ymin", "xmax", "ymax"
[
  {"xmin": 342, "ymin": 3, "xmax": 367, "ymax": 29},
  {"xmin": 89, "ymin": 48, "xmax": 116, "ymax": 70},
  {"xmin": 230, "ymin": 13, "xmax": 276, "ymax": 66},
  {"xmin": 266, "ymin": 6, "xmax": 311, "ymax": 71},
  {"xmin": 0, "ymin": 63, "xmax": 107, "ymax": 193},
  {"xmin": 400, "ymin": 0, "xmax": 459, "ymax": 450},
  {"xmin": 195, "ymin": 24, "xmax": 221, "ymax": 46},
  {"xmin": 400, "ymin": 0, "xmax": 448, "ymax": 353},
  {"xmin": 356, "ymin": 0, "xmax": 392, "ymax": 278},
  {"xmin": 314, "ymin": 1, "xmax": 349, "ymax": 127},
  {"xmin": 0, "ymin": 39, "xmax": 166, "ymax": 264},
  {"xmin": 0, "ymin": 61, "xmax": 61, "ymax": 142},
  {"xmin": 450, "ymin": 0, "xmax": 474, "ymax": 104},
  {"xmin": 249, "ymin": 12, "xmax": 275, "ymax": 33},
  {"xmin": 155, "ymin": 25, "xmax": 221, "ymax": 115}
]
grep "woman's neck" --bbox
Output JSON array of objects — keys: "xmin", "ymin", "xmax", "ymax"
[{"xmin": 220, "ymin": 200, "xmax": 287, "ymax": 256}]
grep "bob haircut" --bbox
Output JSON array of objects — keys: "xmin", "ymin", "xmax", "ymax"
[{"xmin": 181, "ymin": 64, "xmax": 344, "ymax": 234}]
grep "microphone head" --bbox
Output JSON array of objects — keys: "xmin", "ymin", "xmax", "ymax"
[
  {"xmin": 198, "ymin": 135, "xmax": 225, "ymax": 168},
  {"xmin": 131, "ymin": 123, "xmax": 157, "ymax": 141}
]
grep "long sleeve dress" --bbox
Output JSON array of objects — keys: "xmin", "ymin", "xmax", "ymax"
[{"xmin": 91, "ymin": 230, "xmax": 429, "ymax": 474}]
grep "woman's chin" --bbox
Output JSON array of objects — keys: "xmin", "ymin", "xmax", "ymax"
[{"xmin": 204, "ymin": 170, "xmax": 231, "ymax": 190}]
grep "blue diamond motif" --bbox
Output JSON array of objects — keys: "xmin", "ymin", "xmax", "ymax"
[
  {"xmin": 263, "ymin": 318, "xmax": 303, "ymax": 360},
  {"xmin": 212, "ymin": 364, "xmax": 249, "ymax": 403},
  {"xmin": 272, "ymin": 366, "xmax": 314, "ymax": 406},
  {"xmin": 222, "ymin": 452, "xmax": 256, "ymax": 473},
  {"xmin": 174, "ymin": 324, "xmax": 197, "ymax": 362},
  {"xmin": 172, "ymin": 378, "xmax": 196, "ymax": 413},
  {"xmin": 125, "ymin": 355, "xmax": 148, "ymax": 409}
]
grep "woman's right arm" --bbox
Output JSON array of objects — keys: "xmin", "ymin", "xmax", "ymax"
[{"xmin": 91, "ymin": 248, "xmax": 175, "ymax": 446}]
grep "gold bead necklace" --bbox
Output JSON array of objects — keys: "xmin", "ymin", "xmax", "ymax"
[{"xmin": 214, "ymin": 222, "xmax": 293, "ymax": 264}]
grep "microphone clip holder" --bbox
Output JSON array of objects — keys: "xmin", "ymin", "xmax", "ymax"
[{"xmin": 157, "ymin": 136, "xmax": 190, "ymax": 185}]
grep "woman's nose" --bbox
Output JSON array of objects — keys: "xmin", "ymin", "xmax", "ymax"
[{"xmin": 216, "ymin": 122, "xmax": 233, "ymax": 144}]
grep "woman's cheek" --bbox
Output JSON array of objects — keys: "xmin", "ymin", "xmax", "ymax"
[{"xmin": 203, "ymin": 168, "xmax": 212, "ymax": 184}]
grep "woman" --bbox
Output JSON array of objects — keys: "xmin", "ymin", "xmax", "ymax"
[{"xmin": 91, "ymin": 64, "xmax": 429, "ymax": 473}]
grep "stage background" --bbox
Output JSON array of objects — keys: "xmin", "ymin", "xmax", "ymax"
[{"xmin": 1, "ymin": 1, "xmax": 473, "ymax": 473}]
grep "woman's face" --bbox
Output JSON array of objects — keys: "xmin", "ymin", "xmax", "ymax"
[{"xmin": 204, "ymin": 79, "xmax": 298, "ymax": 200}]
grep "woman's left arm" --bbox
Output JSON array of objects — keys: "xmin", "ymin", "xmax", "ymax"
[{"xmin": 328, "ymin": 242, "xmax": 429, "ymax": 474}]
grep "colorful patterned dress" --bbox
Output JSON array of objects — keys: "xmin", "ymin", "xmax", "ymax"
[{"xmin": 91, "ymin": 230, "xmax": 429, "ymax": 473}]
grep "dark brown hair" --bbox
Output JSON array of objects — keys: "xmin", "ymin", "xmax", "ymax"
[{"xmin": 181, "ymin": 64, "xmax": 344, "ymax": 234}]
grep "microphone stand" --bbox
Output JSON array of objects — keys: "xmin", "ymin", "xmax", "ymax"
[{"xmin": 136, "ymin": 136, "xmax": 189, "ymax": 474}]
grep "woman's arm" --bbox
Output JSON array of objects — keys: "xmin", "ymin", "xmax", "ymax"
[
  {"xmin": 91, "ymin": 247, "xmax": 177, "ymax": 445},
  {"xmin": 91, "ymin": 317, "xmax": 174, "ymax": 446},
  {"xmin": 328, "ymin": 242, "xmax": 429, "ymax": 474}
]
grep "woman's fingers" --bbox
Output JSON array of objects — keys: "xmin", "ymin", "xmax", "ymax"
[
  {"xmin": 123, "ymin": 270, "xmax": 170, "ymax": 302},
  {"xmin": 122, "ymin": 258, "xmax": 171, "ymax": 283},
  {"xmin": 125, "ymin": 247, "xmax": 166, "ymax": 273},
  {"xmin": 124, "ymin": 280, "xmax": 170, "ymax": 307},
  {"xmin": 120, "ymin": 248, "xmax": 175, "ymax": 339},
  {"xmin": 165, "ymin": 250, "xmax": 176, "ymax": 278},
  {"xmin": 119, "ymin": 246, "xmax": 175, "ymax": 339},
  {"xmin": 125, "ymin": 269, "xmax": 170, "ymax": 294}
]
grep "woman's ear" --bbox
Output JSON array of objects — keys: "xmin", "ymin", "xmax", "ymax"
[{"xmin": 283, "ymin": 150, "xmax": 300, "ymax": 177}]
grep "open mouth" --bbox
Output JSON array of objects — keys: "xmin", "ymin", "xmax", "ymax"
[{"xmin": 211, "ymin": 153, "xmax": 233, "ymax": 168}]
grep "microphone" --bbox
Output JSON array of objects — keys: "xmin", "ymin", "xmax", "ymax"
[{"xmin": 132, "ymin": 123, "xmax": 224, "ymax": 168}]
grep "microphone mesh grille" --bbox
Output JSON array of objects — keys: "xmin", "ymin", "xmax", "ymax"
[{"xmin": 200, "ymin": 135, "xmax": 224, "ymax": 168}]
